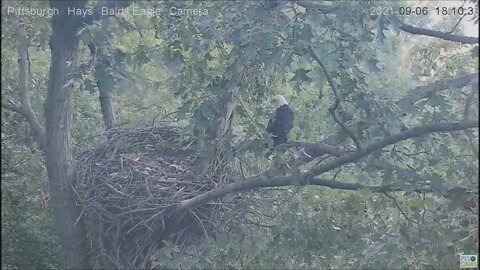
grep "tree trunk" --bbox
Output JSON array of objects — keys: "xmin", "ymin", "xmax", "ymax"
[
  {"xmin": 45, "ymin": 1, "xmax": 90, "ymax": 268},
  {"xmin": 89, "ymin": 39, "xmax": 116, "ymax": 132},
  {"xmin": 206, "ymin": 64, "xmax": 245, "ymax": 184},
  {"xmin": 99, "ymin": 88, "xmax": 116, "ymax": 131}
]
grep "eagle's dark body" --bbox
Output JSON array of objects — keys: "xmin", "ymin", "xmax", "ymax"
[{"xmin": 266, "ymin": 104, "xmax": 295, "ymax": 146}]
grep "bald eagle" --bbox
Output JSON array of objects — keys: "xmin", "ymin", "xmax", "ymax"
[{"xmin": 266, "ymin": 95, "xmax": 295, "ymax": 146}]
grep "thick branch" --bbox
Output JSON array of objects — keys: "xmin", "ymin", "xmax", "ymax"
[
  {"xmin": 399, "ymin": 22, "xmax": 479, "ymax": 44},
  {"xmin": 395, "ymin": 73, "xmax": 478, "ymax": 110},
  {"xmin": 216, "ymin": 65, "xmax": 245, "ymax": 139},
  {"xmin": 287, "ymin": 140, "xmax": 341, "ymax": 157},
  {"xmin": 179, "ymin": 120, "xmax": 478, "ymax": 210},
  {"xmin": 13, "ymin": 41, "xmax": 46, "ymax": 151},
  {"xmin": 89, "ymin": 40, "xmax": 117, "ymax": 133},
  {"xmin": 308, "ymin": 120, "xmax": 478, "ymax": 176}
]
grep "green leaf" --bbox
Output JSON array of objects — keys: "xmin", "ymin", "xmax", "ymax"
[
  {"xmin": 216, "ymin": 233, "xmax": 229, "ymax": 248},
  {"xmin": 163, "ymin": 50, "xmax": 184, "ymax": 73}
]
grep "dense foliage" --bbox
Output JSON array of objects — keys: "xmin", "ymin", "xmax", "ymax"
[{"xmin": 1, "ymin": 0, "xmax": 478, "ymax": 269}]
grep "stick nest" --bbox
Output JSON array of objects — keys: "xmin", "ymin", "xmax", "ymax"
[{"xmin": 72, "ymin": 124, "xmax": 232, "ymax": 268}]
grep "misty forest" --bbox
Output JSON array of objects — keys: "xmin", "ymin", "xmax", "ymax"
[{"xmin": 1, "ymin": 0, "xmax": 479, "ymax": 269}]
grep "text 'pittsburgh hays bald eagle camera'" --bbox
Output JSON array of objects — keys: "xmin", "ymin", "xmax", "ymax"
[{"xmin": 266, "ymin": 95, "xmax": 295, "ymax": 146}]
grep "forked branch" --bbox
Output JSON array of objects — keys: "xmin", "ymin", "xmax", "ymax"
[
  {"xmin": 2, "ymin": 41, "xmax": 46, "ymax": 151},
  {"xmin": 178, "ymin": 120, "xmax": 478, "ymax": 210},
  {"xmin": 309, "ymin": 47, "xmax": 362, "ymax": 151}
]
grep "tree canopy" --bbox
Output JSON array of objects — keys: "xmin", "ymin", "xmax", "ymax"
[{"xmin": 1, "ymin": 0, "xmax": 478, "ymax": 269}]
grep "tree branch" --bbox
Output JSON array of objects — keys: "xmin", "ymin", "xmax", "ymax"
[
  {"xmin": 395, "ymin": 73, "xmax": 478, "ymax": 110},
  {"xmin": 383, "ymin": 192, "xmax": 418, "ymax": 225},
  {"xmin": 448, "ymin": 13, "xmax": 468, "ymax": 34},
  {"xmin": 260, "ymin": 73, "xmax": 478, "ymax": 179},
  {"xmin": 308, "ymin": 120, "xmax": 478, "ymax": 176},
  {"xmin": 295, "ymin": 0, "xmax": 340, "ymax": 13},
  {"xmin": 321, "ymin": 73, "xmax": 479, "ymax": 146},
  {"xmin": 178, "ymin": 120, "xmax": 478, "ymax": 210},
  {"xmin": 7, "ymin": 41, "xmax": 46, "ymax": 151},
  {"xmin": 309, "ymin": 47, "xmax": 362, "ymax": 151},
  {"xmin": 287, "ymin": 140, "xmax": 341, "ymax": 157},
  {"xmin": 399, "ymin": 22, "xmax": 479, "ymax": 44},
  {"xmin": 216, "ymin": 65, "xmax": 246, "ymax": 139}
]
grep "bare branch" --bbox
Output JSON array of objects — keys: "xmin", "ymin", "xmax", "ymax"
[
  {"xmin": 383, "ymin": 192, "xmax": 418, "ymax": 225},
  {"xmin": 178, "ymin": 120, "xmax": 478, "ymax": 210},
  {"xmin": 295, "ymin": 0, "xmax": 340, "ymax": 13},
  {"xmin": 309, "ymin": 47, "xmax": 362, "ymax": 151},
  {"xmin": 448, "ymin": 13, "xmax": 468, "ymax": 34},
  {"xmin": 287, "ymin": 140, "xmax": 341, "ymax": 157},
  {"xmin": 8, "ymin": 41, "xmax": 46, "ymax": 151},
  {"xmin": 236, "ymin": 96, "xmax": 264, "ymax": 139},
  {"xmin": 399, "ymin": 22, "xmax": 479, "ymax": 44}
]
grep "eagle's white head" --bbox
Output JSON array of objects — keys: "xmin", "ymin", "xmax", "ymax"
[{"xmin": 272, "ymin": 95, "xmax": 289, "ymax": 107}]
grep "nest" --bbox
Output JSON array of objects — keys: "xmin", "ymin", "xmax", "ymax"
[{"xmin": 72, "ymin": 124, "xmax": 233, "ymax": 268}]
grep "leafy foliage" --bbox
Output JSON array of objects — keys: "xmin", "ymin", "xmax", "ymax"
[{"xmin": 1, "ymin": 0, "xmax": 478, "ymax": 269}]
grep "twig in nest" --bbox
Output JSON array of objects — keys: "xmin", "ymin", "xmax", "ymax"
[
  {"xmin": 188, "ymin": 209, "xmax": 213, "ymax": 249},
  {"xmin": 73, "ymin": 124, "xmax": 235, "ymax": 267}
]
